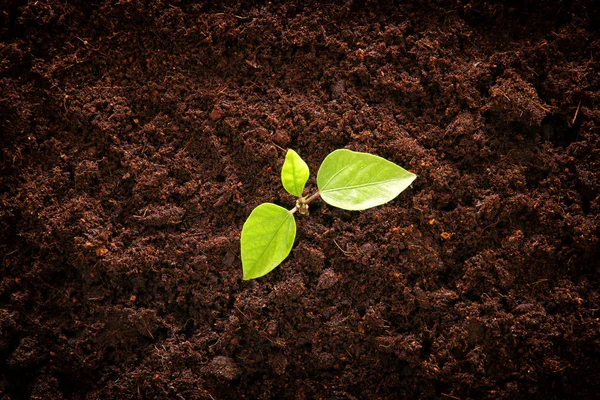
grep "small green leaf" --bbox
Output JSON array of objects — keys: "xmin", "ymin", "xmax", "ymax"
[
  {"xmin": 317, "ymin": 149, "xmax": 416, "ymax": 210},
  {"xmin": 281, "ymin": 149, "xmax": 310, "ymax": 197},
  {"xmin": 241, "ymin": 203, "xmax": 296, "ymax": 280}
]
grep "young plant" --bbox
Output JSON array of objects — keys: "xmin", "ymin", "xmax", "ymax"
[{"xmin": 240, "ymin": 149, "xmax": 416, "ymax": 280}]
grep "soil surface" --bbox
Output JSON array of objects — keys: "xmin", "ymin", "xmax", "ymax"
[{"xmin": 1, "ymin": 1, "xmax": 600, "ymax": 399}]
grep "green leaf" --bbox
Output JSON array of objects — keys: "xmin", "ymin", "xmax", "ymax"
[
  {"xmin": 281, "ymin": 149, "xmax": 310, "ymax": 197},
  {"xmin": 240, "ymin": 203, "xmax": 296, "ymax": 280},
  {"xmin": 317, "ymin": 149, "xmax": 416, "ymax": 211}
]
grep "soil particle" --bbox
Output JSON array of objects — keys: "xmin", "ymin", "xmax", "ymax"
[
  {"xmin": 269, "ymin": 275, "xmax": 306, "ymax": 304},
  {"xmin": 269, "ymin": 353, "xmax": 289, "ymax": 376},
  {"xmin": 210, "ymin": 107, "xmax": 223, "ymax": 121},
  {"xmin": 6, "ymin": 337, "xmax": 42, "ymax": 369},
  {"xmin": 294, "ymin": 242, "xmax": 325, "ymax": 274},
  {"xmin": 134, "ymin": 204, "xmax": 185, "ymax": 227},
  {"xmin": 317, "ymin": 268, "xmax": 340, "ymax": 290},
  {"xmin": 205, "ymin": 356, "xmax": 241, "ymax": 381},
  {"xmin": 488, "ymin": 70, "xmax": 549, "ymax": 126}
]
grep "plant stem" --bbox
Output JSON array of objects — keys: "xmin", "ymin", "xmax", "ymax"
[{"xmin": 289, "ymin": 191, "xmax": 321, "ymax": 215}]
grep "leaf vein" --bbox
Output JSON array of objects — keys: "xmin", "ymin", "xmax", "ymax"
[
  {"xmin": 250, "ymin": 214, "xmax": 292, "ymax": 270},
  {"xmin": 320, "ymin": 163, "xmax": 353, "ymax": 190},
  {"xmin": 321, "ymin": 177, "xmax": 405, "ymax": 193}
]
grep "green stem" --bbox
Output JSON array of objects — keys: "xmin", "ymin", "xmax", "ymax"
[{"xmin": 289, "ymin": 191, "xmax": 321, "ymax": 215}]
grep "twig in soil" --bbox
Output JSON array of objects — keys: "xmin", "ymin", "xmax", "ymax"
[
  {"xmin": 531, "ymin": 278, "xmax": 549, "ymax": 288},
  {"xmin": 234, "ymin": 305, "xmax": 250, "ymax": 322},
  {"xmin": 273, "ymin": 143, "xmax": 287, "ymax": 153},
  {"xmin": 140, "ymin": 318, "xmax": 155, "ymax": 340},
  {"xmin": 333, "ymin": 239, "xmax": 357, "ymax": 256},
  {"xmin": 441, "ymin": 394, "xmax": 462, "ymax": 400},
  {"xmin": 213, "ymin": 12, "xmax": 252, "ymax": 20},
  {"xmin": 482, "ymin": 218, "xmax": 501, "ymax": 233},
  {"xmin": 75, "ymin": 36, "xmax": 108, "ymax": 58},
  {"xmin": 536, "ymin": 102, "xmax": 551, "ymax": 112},
  {"xmin": 345, "ymin": 347, "xmax": 353, "ymax": 358},
  {"xmin": 572, "ymin": 100, "xmax": 582, "ymax": 125},
  {"xmin": 2, "ymin": 249, "xmax": 18, "ymax": 266}
]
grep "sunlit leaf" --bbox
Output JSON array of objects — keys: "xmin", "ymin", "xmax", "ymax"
[
  {"xmin": 281, "ymin": 149, "xmax": 310, "ymax": 197},
  {"xmin": 240, "ymin": 203, "xmax": 296, "ymax": 280},
  {"xmin": 317, "ymin": 149, "xmax": 416, "ymax": 210}
]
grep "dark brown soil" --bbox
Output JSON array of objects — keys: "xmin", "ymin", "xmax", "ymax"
[{"xmin": 1, "ymin": 1, "xmax": 600, "ymax": 399}]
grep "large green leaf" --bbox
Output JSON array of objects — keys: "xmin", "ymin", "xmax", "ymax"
[
  {"xmin": 240, "ymin": 203, "xmax": 296, "ymax": 280},
  {"xmin": 317, "ymin": 149, "xmax": 416, "ymax": 210},
  {"xmin": 281, "ymin": 149, "xmax": 310, "ymax": 197}
]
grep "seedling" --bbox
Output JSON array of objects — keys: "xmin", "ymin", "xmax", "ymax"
[{"xmin": 240, "ymin": 149, "xmax": 416, "ymax": 280}]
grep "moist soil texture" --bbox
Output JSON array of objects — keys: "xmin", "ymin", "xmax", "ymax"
[{"xmin": 1, "ymin": 1, "xmax": 600, "ymax": 399}]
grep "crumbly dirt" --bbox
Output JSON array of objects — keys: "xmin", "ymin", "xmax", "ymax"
[{"xmin": 1, "ymin": 1, "xmax": 600, "ymax": 399}]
